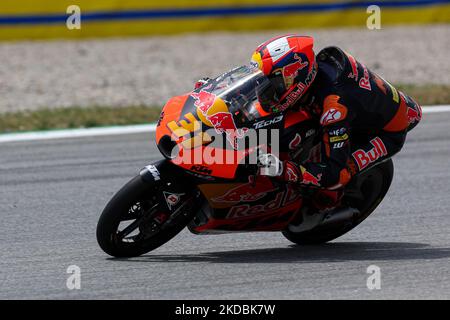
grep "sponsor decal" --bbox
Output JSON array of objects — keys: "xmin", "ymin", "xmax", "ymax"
[
  {"xmin": 320, "ymin": 95, "xmax": 348, "ymax": 126},
  {"xmin": 163, "ymin": 191, "xmax": 185, "ymax": 210},
  {"xmin": 191, "ymin": 90, "xmax": 217, "ymax": 115},
  {"xmin": 212, "ymin": 176, "xmax": 277, "ymax": 204},
  {"xmin": 288, "ymin": 133, "xmax": 302, "ymax": 150},
  {"xmin": 301, "ymin": 170, "xmax": 322, "ymax": 187},
  {"xmin": 185, "ymin": 170, "xmax": 215, "ymax": 180},
  {"xmin": 333, "ymin": 142, "xmax": 345, "ymax": 149},
  {"xmin": 305, "ymin": 129, "xmax": 316, "ymax": 138},
  {"xmin": 207, "ymin": 112, "xmax": 248, "ymax": 149},
  {"xmin": 285, "ymin": 165, "xmax": 299, "ymax": 183},
  {"xmin": 226, "ymin": 185, "xmax": 301, "ymax": 218},
  {"xmin": 251, "ymin": 51, "xmax": 263, "ymax": 70},
  {"xmin": 145, "ymin": 165, "xmax": 160, "ymax": 181},
  {"xmin": 277, "ymin": 63, "xmax": 317, "ymax": 112},
  {"xmin": 282, "ymin": 53, "xmax": 309, "ymax": 88},
  {"xmin": 407, "ymin": 105, "xmax": 422, "ymax": 124},
  {"xmin": 346, "ymin": 53, "xmax": 373, "ymax": 92},
  {"xmin": 329, "ymin": 127, "xmax": 347, "ymax": 136},
  {"xmin": 253, "ymin": 115, "xmax": 283, "ymax": 129},
  {"xmin": 330, "ymin": 133, "xmax": 349, "ymax": 143},
  {"xmin": 352, "ymin": 137, "xmax": 388, "ymax": 170},
  {"xmin": 359, "ymin": 64, "xmax": 372, "ymax": 91},
  {"xmin": 192, "ymin": 90, "xmax": 248, "ymax": 150},
  {"xmin": 321, "ymin": 109, "xmax": 344, "ymax": 126},
  {"xmin": 190, "ymin": 165, "xmax": 212, "ymax": 175}
]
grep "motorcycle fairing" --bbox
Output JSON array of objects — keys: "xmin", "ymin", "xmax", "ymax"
[
  {"xmin": 154, "ymin": 65, "xmax": 322, "ymax": 233},
  {"xmin": 191, "ymin": 182, "xmax": 304, "ymax": 233}
]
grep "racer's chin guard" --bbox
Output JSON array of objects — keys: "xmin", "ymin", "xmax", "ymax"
[{"xmin": 255, "ymin": 77, "xmax": 281, "ymax": 113}]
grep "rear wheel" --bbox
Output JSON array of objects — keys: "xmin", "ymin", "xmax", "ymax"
[
  {"xmin": 96, "ymin": 175, "xmax": 197, "ymax": 257},
  {"xmin": 282, "ymin": 159, "xmax": 394, "ymax": 245}
]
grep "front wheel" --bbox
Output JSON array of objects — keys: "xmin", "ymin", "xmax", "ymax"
[{"xmin": 96, "ymin": 175, "xmax": 197, "ymax": 257}]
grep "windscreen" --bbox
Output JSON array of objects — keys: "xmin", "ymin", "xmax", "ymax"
[{"xmin": 205, "ymin": 65, "xmax": 274, "ymax": 123}]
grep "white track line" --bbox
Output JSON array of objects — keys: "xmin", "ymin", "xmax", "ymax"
[
  {"xmin": 0, "ymin": 105, "xmax": 449, "ymax": 143},
  {"xmin": 0, "ymin": 124, "xmax": 156, "ymax": 143},
  {"xmin": 421, "ymin": 105, "xmax": 450, "ymax": 113}
]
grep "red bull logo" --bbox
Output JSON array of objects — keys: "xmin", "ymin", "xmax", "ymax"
[
  {"xmin": 277, "ymin": 63, "xmax": 317, "ymax": 112},
  {"xmin": 207, "ymin": 112, "xmax": 248, "ymax": 149},
  {"xmin": 192, "ymin": 89, "xmax": 248, "ymax": 150},
  {"xmin": 301, "ymin": 171, "xmax": 322, "ymax": 187},
  {"xmin": 282, "ymin": 54, "xmax": 309, "ymax": 87},
  {"xmin": 191, "ymin": 90, "xmax": 217, "ymax": 114},
  {"xmin": 359, "ymin": 64, "xmax": 372, "ymax": 91},
  {"xmin": 407, "ymin": 105, "xmax": 422, "ymax": 124},
  {"xmin": 212, "ymin": 176, "xmax": 278, "ymax": 204},
  {"xmin": 352, "ymin": 137, "xmax": 388, "ymax": 171},
  {"xmin": 226, "ymin": 184, "xmax": 302, "ymax": 219}
]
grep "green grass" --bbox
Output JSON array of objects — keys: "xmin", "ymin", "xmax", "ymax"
[
  {"xmin": 0, "ymin": 84, "xmax": 449, "ymax": 133},
  {"xmin": 0, "ymin": 106, "xmax": 163, "ymax": 133},
  {"xmin": 396, "ymin": 84, "xmax": 450, "ymax": 106}
]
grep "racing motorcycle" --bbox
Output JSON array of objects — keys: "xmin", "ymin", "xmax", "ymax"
[{"xmin": 96, "ymin": 65, "xmax": 394, "ymax": 257}]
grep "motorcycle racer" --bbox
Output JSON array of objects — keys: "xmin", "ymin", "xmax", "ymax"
[{"xmin": 252, "ymin": 34, "xmax": 422, "ymax": 195}]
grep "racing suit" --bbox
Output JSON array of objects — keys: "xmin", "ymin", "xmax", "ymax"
[{"xmin": 282, "ymin": 46, "xmax": 422, "ymax": 193}]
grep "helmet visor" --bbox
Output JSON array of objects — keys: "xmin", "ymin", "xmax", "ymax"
[{"xmin": 255, "ymin": 73, "xmax": 287, "ymax": 113}]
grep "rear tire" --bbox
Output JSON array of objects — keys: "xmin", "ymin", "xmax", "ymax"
[
  {"xmin": 282, "ymin": 159, "xmax": 394, "ymax": 245},
  {"xmin": 96, "ymin": 175, "xmax": 196, "ymax": 257}
]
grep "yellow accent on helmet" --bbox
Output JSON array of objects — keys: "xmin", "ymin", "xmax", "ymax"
[{"xmin": 251, "ymin": 51, "xmax": 263, "ymax": 71}]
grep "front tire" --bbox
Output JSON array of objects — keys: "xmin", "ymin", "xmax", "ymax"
[
  {"xmin": 96, "ymin": 175, "xmax": 196, "ymax": 257},
  {"xmin": 282, "ymin": 159, "xmax": 394, "ymax": 245}
]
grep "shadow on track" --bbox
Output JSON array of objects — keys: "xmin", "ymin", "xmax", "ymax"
[{"xmin": 108, "ymin": 242, "xmax": 450, "ymax": 264}]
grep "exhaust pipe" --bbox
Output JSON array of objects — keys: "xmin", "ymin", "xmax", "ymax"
[{"xmin": 320, "ymin": 207, "xmax": 360, "ymax": 226}]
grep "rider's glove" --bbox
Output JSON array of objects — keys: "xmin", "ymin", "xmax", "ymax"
[
  {"xmin": 258, "ymin": 154, "xmax": 301, "ymax": 183},
  {"xmin": 194, "ymin": 77, "xmax": 211, "ymax": 89}
]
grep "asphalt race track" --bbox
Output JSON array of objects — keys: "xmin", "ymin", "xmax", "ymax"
[{"xmin": 1, "ymin": 112, "xmax": 449, "ymax": 299}]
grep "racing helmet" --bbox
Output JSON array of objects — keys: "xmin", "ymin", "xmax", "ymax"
[{"xmin": 251, "ymin": 35, "xmax": 317, "ymax": 113}]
